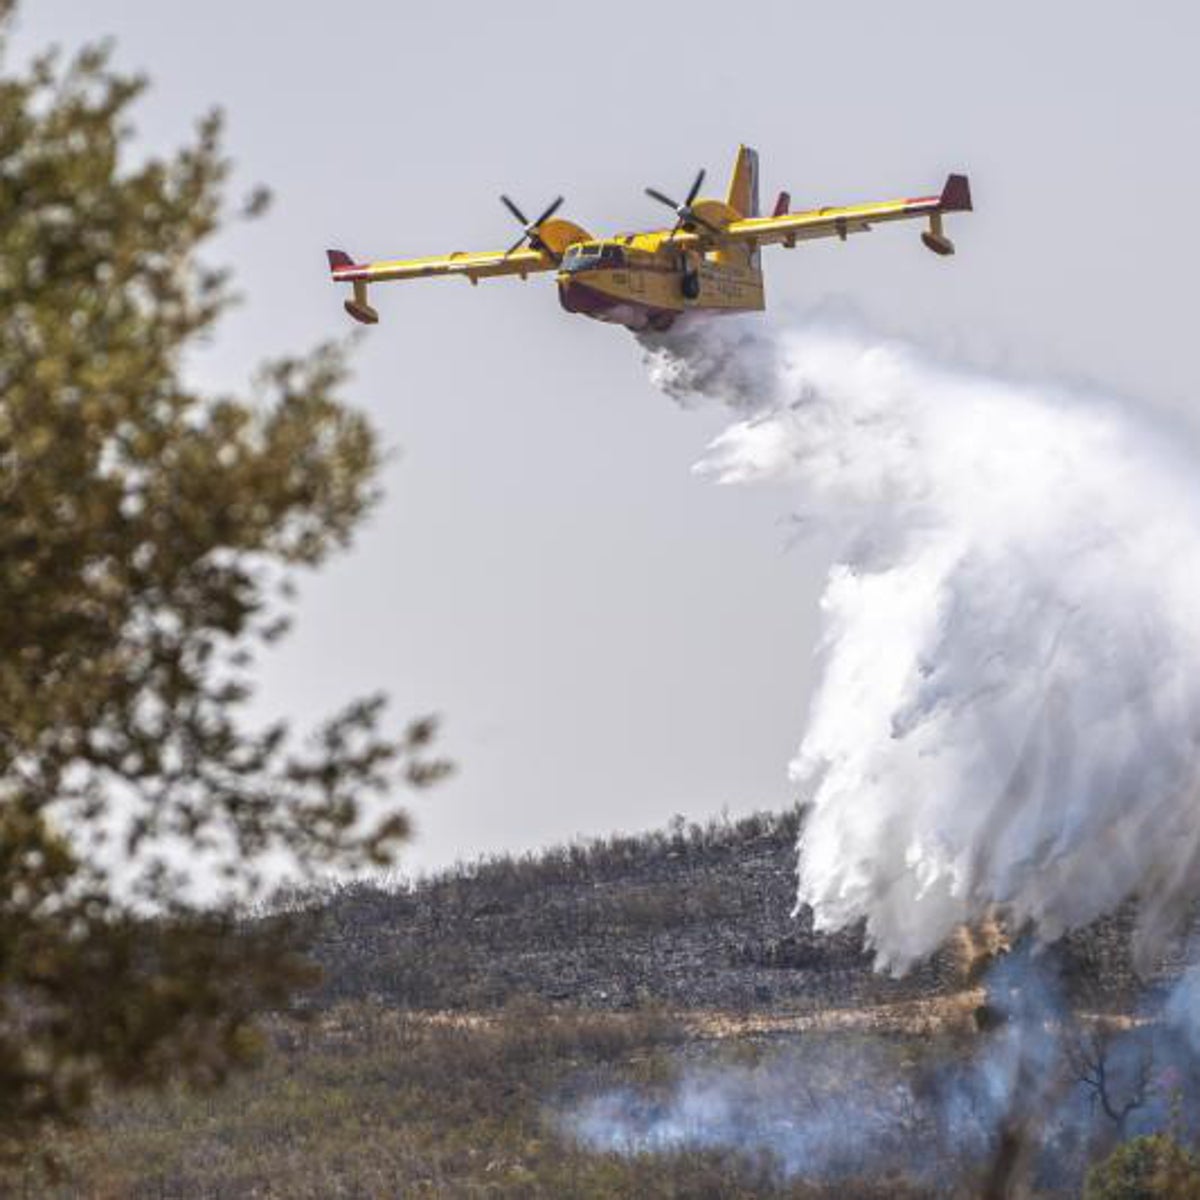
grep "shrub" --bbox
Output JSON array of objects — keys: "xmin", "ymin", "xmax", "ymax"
[{"xmin": 1084, "ymin": 1134, "xmax": 1200, "ymax": 1200}]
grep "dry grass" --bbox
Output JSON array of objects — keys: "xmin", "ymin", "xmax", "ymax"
[
  {"xmin": 2, "ymin": 1000, "xmax": 945, "ymax": 1200},
  {"xmin": 680, "ymin": 989, "xmax": 987, "ymax": 1041}
]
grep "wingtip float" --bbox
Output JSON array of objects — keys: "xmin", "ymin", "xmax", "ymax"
[{"xmin": 326, "ymin": 147, "xmax": 972, "ymax": 334}]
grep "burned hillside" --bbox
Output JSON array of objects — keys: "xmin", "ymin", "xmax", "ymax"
[{"xmin": 305, "ymin": 809, "xmax": 1169, "ymax": 1016}]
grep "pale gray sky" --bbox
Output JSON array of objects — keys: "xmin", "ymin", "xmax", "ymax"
[{"xmin": 20, "ymin": 2, "xmax": 1200, "ymax": 874}]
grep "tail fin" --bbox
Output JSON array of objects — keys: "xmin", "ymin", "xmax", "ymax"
[
  {"xmin": 326, "ymin": 249, "xmax": 379, "ymax": 324},
  {"xmin": 939, "ymin": 173, "xmax": 972, "ymax": 213},
  {"xmin": 920, "ymin": 175, "xmax": 973, "ymax": 257},
  {"xmin": 726, "ymin": 145, "xmax": 760, "ymax": 218}
]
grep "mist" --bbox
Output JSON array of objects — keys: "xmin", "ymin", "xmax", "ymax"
[
  {"xmin": 552, "ymin": 313, "xmax": 1200, "ymax": 1188},
  {"xmin": 642, "ymin": 313, "xmax": 1200, "ymax": 972}
]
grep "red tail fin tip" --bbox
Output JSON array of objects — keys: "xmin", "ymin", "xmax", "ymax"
[
  {"xmin": 326, "ymin": 248, "xmax": 355, "ymax": 273},
  {"xmin": 772, "ymin": 190, "xmax": 791, "ymax": 218}
]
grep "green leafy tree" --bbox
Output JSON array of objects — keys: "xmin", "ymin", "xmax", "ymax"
[{"xmin": 0, "ymin": 0, "xmax": 446, "ymax": 1148}]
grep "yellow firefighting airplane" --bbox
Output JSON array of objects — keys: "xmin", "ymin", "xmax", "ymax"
[{"xmin": 327, "ymin": 147, "xmax": 971, "ymax": 333}]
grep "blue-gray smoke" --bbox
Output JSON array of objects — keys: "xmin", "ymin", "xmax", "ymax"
[{"xmin": 559, "ymin": 949, "xmax": 1192, "ymax": 1189}]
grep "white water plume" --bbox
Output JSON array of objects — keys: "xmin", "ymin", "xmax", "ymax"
[{"xmin": 639, "ymin": 313, "xmax": 1200, "ymax": 971}]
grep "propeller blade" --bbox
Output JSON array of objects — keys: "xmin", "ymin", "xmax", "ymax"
[
  {"xmin": 645, "ymin": 187, "xmax": 679, "ymax": 210},
  {"xmin": 502, "ymin": 194, "xmax": 564, "ymax": 258},
  {"xmin": 533, "ymin": 195, "xmax": 564, "ymax": 227},
  {"xmin": 500, "ymin": 194, "xmax": 529, "ymax": 225},
  {"xmin": 685, "ymin": 167, "xmax": 706, "ymax": 206}
]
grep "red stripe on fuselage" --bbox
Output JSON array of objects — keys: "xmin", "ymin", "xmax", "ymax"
[{"xmin": 558, "ymin": 279, "xmax": 679, "ymax": 330}]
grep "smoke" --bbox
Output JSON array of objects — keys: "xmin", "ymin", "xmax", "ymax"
[
  {"xmin": 1165, "ymin": 960, "xmax": 1200, "ymax": 1055},
  {"xmin": 559, "ymin": 945, "xmax": 1193, "ymax": 1191},
  {"xmin": 640, "ymin": 313, "xmax": 1200, "ymax": 972},
  {"xmin": 564, "ymin": 1044, "xmax": 932, "ymax": 1180},
  {"xmin": 560, "ymin": 950, "xmax": 1129, "ymax": 1189}
]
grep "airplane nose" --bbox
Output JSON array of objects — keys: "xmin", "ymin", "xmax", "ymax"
[
  {"xmin": 558, "ymin": 278, "xmax": 582, "ymax": 313},
  {"xmin": 558, "ymin": 278, "xmax": 611, "ymax": 316}
]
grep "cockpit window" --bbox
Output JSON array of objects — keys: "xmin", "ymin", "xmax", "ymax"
[{"xmin": 561, "ymin": 243, "xmax": 625, "ymax": 273}]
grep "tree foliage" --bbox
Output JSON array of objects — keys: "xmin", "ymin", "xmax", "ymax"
[{"xmin": 0, "ymin": 1, "xmax": 446, "ymax": 1146}]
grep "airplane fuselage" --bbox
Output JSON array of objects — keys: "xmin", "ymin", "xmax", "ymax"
[{"xmin": 556, "ymin": 234, "xmax": 764, "ymax": 333}]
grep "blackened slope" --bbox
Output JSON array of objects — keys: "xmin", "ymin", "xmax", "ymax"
[{"xmin": 305, "ymin": 809, "xmax": 1166, "ymax": 1014}]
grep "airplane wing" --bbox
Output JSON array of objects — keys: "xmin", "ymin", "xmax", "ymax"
[
  {"xmin": 718, "ymin": 173, "xmax": 972, "ymax": 256},
  {"xmin": 326, "ymin": 246, "xmax": 557, "ymax": 324}
]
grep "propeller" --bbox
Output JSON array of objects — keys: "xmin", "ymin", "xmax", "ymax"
[
  {"xmin": 501, "ymin": 193, "xmax": 565, "ymax": 258},
  {"xmin": 644, "ymin": 168, "xmax": 722, "ymax": 239}
]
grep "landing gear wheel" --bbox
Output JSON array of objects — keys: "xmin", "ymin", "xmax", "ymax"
[{"xmin": 681, "ymin": 270, "xmax": 701, "ymax": 301}]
